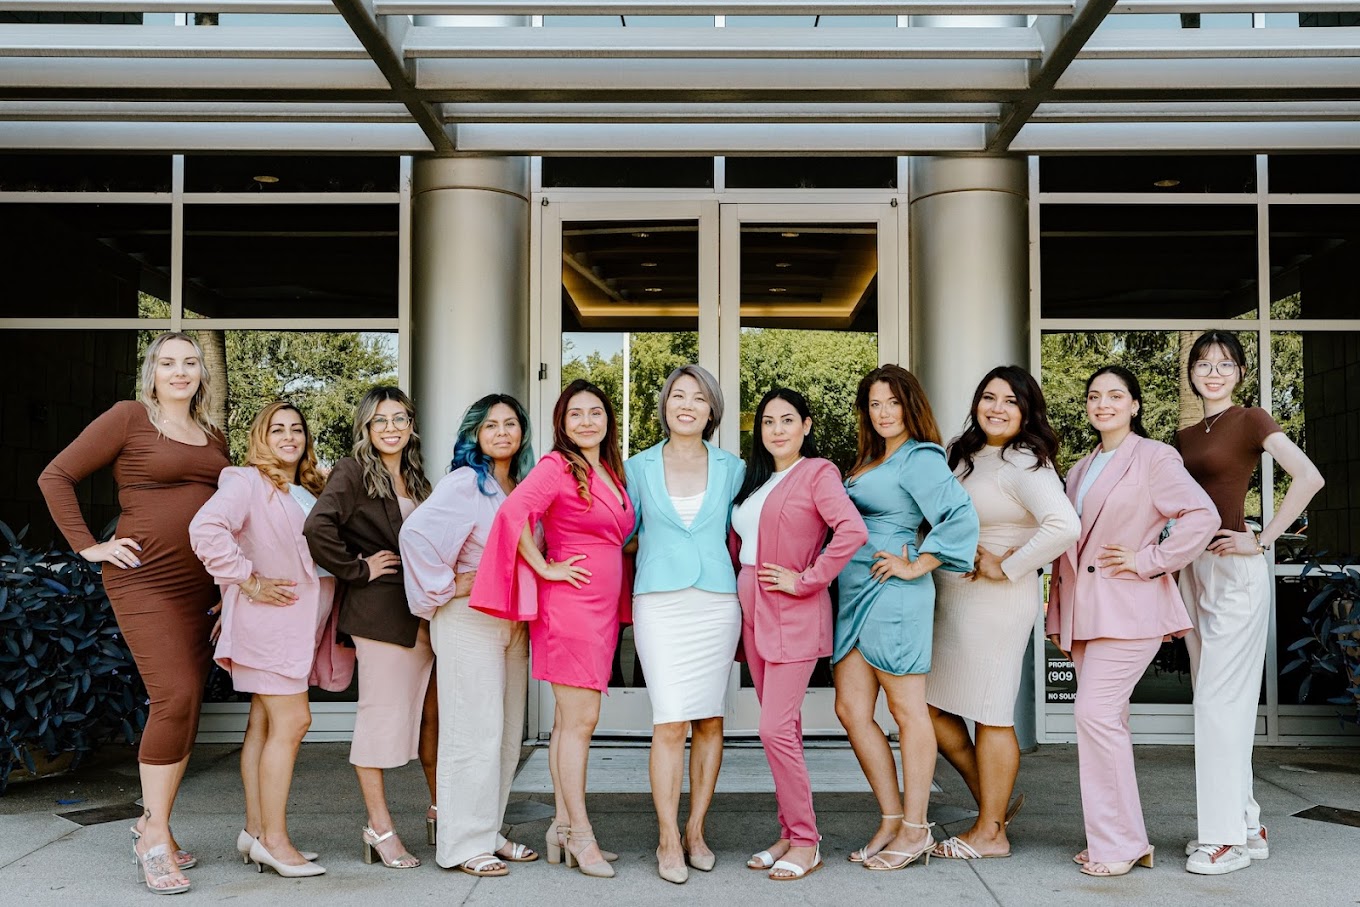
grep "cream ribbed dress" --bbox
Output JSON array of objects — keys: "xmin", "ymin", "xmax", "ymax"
[{"xmin": 926, "ymin": 445, "xmax": 1080, "ymax": 727}]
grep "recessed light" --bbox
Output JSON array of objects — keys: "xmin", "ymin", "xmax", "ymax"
[
  {"xmin": 780, "ymin": 232, "xmax": 800, "ymax": 238},
  {"xmin": 640, "ymin": 261, "xmax": 658, "ymax": 268},
  {"xmin": 769, "ymin": 287, "xmax": 787, "ymax": 293},
  {"xmin": 253, "ymin": 175, "xmax": 280, "ymax": 184},
  {"xmin": 633, "ymin": 232, "xmax": 651, "ymax": 238},
  {"xmin": 775, "ymin": 262, "xmax": 792, "ymax": 268},
  {"xmin": 1153, "ymin": 178, "xmax": 1180, "ymax": 188},
  {"xmin": 644, "ymin": 286, "xmax": 663, "ymax": 293}
]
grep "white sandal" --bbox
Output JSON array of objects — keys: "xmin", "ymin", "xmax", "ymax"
[
  {"xmin": 747, "ymin": 850, "xmax": 776, "ymax": 870},
  {"xmin": 769, "ymin": 843, "xmax": 822, "ymax": 881},
  {"xmin": 863, "ymin": 820, "xmax": 935, "ymax": 871},
  {"xmin": 933, "ymin": 835, "xmax": 1012, "ymax": 860},
  {"xmin": 849, "ymin": 814, "xmax": 904, "ymax": 863},
  {"xmin": 460, "ymin": 853, "xmax": 509, "ymax": 877},
  {"xmin": 496, "ymin": 841, "xmax": 539, "ymax": 863}
]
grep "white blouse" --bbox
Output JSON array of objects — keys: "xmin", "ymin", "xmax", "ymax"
[{"xmin": 730, "ymin": 459, "xmax": 802, "ymax": 567}]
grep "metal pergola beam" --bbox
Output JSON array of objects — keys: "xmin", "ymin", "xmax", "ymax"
[
  {"xmin": 0, "ymin": 119, "xmax": 431, "ymax": 150},
  {"xmin": 0, "ymin": 100, "xmax": 414, "ymax": 120},
  {"xmin": 1011, "ymin": 120, "xmax": 1360, "ymax": 150},
  {"xmin": 451, "ymin": 121, "xmax": 991, "ymax": 152},
  {"xmin": 1114, "ymin": 0, "xmax": 1360, "ymax": 10},
  {"xmin": 440, "ymin": 100, "xmax": 1002, "ymax": 121},
  {"xmin": 0, "ymin": 0, "xmax": 334, "ymax": 10},
  {"xmin": 377, "ymin": 0, "xmax": 1071, "ymax": 12},
  {"xmin": 1081, "ymin": 27, "xmax": 1360, "ymax": 57},
  {"xmin": 0, "ymin": 24, "xmax": 368, "ymax": 57}
]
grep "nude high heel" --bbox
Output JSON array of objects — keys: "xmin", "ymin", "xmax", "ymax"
[
  {"xmin": 564, "ymin": 828, "xmax": 615, "ymax": 879},
  {"xmin": 547, "ymin": 820, "xmax": 619, "ymax": 864}
]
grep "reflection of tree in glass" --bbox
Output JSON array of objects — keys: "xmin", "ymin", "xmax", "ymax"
[{"xmin": 137, "ymin": 294, "xmax": 396, "ymax": 465}]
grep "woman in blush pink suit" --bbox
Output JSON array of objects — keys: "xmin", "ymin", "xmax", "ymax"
[
  {"xmin": 1047, "ymin": 366, "xmax": 1219, "ymax": 879},
  {"xmin": 190, "ymin": 402, "xmax": 354, "ymax": 879},
  {"xmin": 731, "ymin": 388, "xmax": 868, "ymax": 882},
  {"xmin": 471, "ymin": 379, "xmax": 635, "ymax": 880}
]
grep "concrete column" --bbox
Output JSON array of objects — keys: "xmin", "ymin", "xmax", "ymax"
[
  {"xmin": 908, "ymin": 154, "xmax": 1035, "ymax": 746},
  {"xmin": 411, "ymin": 155, "xmax": 530, "ymax": 469}
]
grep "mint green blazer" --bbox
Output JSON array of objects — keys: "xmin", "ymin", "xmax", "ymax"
[{"xmin": 624, "ymin": 441, "xmax": 745, "ymax": 596}]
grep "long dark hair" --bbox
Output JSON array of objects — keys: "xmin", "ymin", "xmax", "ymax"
[
  {"xmin": 351, "ymin": 385, "xmax": 431, "ymax": 503},
  {"xmin": 450, "ymin": 393, "xmax": 535, "ymax": 496},
  {"xmin": 949, "ymin": 365, "xmax": 1061, "ymax": 479},
  {"xmin": 1186, "ymin": 330, "xmax": 1247, "ymax": 399},
  {"xmin": 735, "ymin": 388, "xmax": 818, "ymax": 506},
  {"xmin": 1085, "ymin": 365, "xmax": 1148, "ymax": 439},
  {"xmin": 848, "ymin": 364, "xmax": 941, "ymax": 478},
  {"xmin": 552, "ymin": 379, "xmax": 626, "ymax": 507}
]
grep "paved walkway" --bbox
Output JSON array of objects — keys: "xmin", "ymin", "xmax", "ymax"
[{"xmin": 2, "ymin": 741, "xmax": 1357, "ymax": 906}]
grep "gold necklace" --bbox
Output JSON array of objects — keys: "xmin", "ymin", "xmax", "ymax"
[{"xmin": 1203, "ymin": 409, "xmax": 1230, "ymax": 433}]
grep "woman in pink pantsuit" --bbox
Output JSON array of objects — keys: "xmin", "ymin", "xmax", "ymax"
[
  {"xmin": 731, "ymin": 388, "xmax": 868, "ymax": 882},
  {"xmin": 471, "ymin": 379, "xmax": 635, "ymax": 879},
  {"xmin": 1046, "ymin": 366, "xmax": 1219, "ymax": 878},
  {"xmin": 190, "ymin": 402, "xmax": 354, "ymax": 878}
]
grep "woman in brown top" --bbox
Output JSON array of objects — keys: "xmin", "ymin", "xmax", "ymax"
[
  {"xmin": 303, "ymin": 386, "xmax": 435, "ymax": 869},
  {"xmin": 1176, "ymin": 331, "xmax": 1324, "ymax": 877},
  {"xmin": 38, "ymin": 331, "xmax": 230, "ymax": 896}
]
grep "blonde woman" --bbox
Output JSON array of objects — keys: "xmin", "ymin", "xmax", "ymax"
[
  {"xmin": 40, "ymin": 332, "xmax": 230, "ymax": 895},
  {"xmin": 304, "ymin": 386, "xmax": 435, "ymax": 869},
  {"xmin": 191, "ymin": 402, "xmax": 355, "ymax": 878}
]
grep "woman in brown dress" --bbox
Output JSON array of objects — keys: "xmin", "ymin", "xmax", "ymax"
[{"xmin": 39, "ymin": 331, "xmax": 230, "ymax": 896}]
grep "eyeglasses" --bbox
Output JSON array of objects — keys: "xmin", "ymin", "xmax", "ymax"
[
  {"xmin": 370, "ymin": 414, "xmax": 412, "ymax": 430},
  {"xmin": 1192, "ymin": 360, "xmax": 1239, "ymax": 378}
]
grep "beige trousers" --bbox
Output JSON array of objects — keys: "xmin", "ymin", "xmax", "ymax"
[{"xmin": 430, "ymin": 596, "xmax": 529, "ymax": 868}]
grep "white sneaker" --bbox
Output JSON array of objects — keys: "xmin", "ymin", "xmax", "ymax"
[
  {"xmin": 1186, "ymin": 844, "xmax": 1251, "ymax": 875},
  {"xmin": 1184, "ymin": 825, "xmax": 1268, "ymax": 860}
]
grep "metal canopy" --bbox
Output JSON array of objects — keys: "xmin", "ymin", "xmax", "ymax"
[{"xmin": 1, "ymin": 1, "xmax": 1358, "ymax": 155}]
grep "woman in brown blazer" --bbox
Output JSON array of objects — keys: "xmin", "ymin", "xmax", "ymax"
[{"xmin": 304, "ymin": 386, "xmax": 434, "ymax": 869}]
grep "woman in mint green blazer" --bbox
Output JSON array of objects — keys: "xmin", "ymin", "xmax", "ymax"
[{"xmin": 624, "ymin": 364, "xmax": 744, "ymax": 884}]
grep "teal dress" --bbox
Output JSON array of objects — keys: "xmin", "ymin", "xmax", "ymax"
[{"xmin": 835, "ymin": 440, "xmax": 979, "ymax": 674}]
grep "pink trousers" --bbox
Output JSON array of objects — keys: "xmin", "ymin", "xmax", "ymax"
[
  {"xmin": 739, "ymin": 567, "xmax": 819, "ymax": 848},
  {"xmin": 1071, "ymin": 636, "xmax": 1162, "ymax": 864}
]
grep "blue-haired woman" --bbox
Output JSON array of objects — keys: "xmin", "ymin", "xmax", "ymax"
[{"xmin": 399, "ymin": 394, "xmax": 539, "ymax": 877}]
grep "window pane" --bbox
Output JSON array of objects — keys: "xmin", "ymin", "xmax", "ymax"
[
  {"xmin": 182, "ymin": 204, "xmax": 398, "ymax": 320},
  {"xmin": 1040, "ymin": 155, "xmax": 1256, "ymax": 194},
  {"xmin": 726, "ymin": 157, "xmax": 897, "ymax": 190},
  {"xmin": 542, "ymin": 157, "xmax": 714, "ymax": 189},
  {"xmin": 1040, "ymin": 205, "xmax": 1257, "ymax": 320},
  {"xmin": 0, "ymin": 204, "xmax": 171, "ymax": 318},
  {"xmin": 1268, "ymin": 155, "xmax": 1360, "ymax": 194},
  {"xmin": 0, "ymin": 154, "xmax": 172, "ymax": 192},
  {"xmin": 184, "ymin": 156, "xmax": 398, "ymax": 193},
  {"xmin": 1269, "ymin": 205, "xmax": 1360, "ymax": 319}
]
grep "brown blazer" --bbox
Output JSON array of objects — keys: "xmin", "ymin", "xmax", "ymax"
[{"xmin": 304, "ymin": 456, "xmax": 421, "ymax": 648}]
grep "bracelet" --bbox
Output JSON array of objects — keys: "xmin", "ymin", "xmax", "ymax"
[
  {"xmin": 1253, "ymin": 532, "xmax": 1269, "ymax": 553},
  {"xmin": 244, "ymin": 576, "xmax": 260, "ymax": 598}
]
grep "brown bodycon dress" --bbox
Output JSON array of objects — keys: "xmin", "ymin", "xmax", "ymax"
[{"xmin": 39, "ymin": 400, "xmax": 230, "ymax": 765}]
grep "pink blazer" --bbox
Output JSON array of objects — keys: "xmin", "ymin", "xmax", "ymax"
[
  {"xmin": 1045, "ymin": 435, "xmax": 1219, "ymax": 651},
  {"xmin": 735, "ymin": 458, "xmax": 868, "ymax": 663},
  {"xmin": 190, "ymin": 466, "xmax": 354, "ymax": 690}
]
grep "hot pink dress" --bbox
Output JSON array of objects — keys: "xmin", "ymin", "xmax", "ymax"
[{"xmin": 471, "ymin": 451, "xmax": 635, "ymax": 692}]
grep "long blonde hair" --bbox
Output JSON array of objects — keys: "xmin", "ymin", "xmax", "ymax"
[
  {"xmin": 245, "ymin": 402, "xmax": 326, "ymax": 496},
  {"xmin": 138, "ymin": 331, "xmax": 220, "ymax": 435},
  {"xmin": 351, "ymin": 386, "xmax": 431, "ymax": 503}
]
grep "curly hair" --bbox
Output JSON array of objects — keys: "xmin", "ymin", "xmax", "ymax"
[
  {"xmin": 351, "ymin": 385, "xmax": 432, "ymax": 503},
  {"xmin": 948, "ymin": 365, "xmax": 1061, "ymax": 479},
  {"xmin": 245, "ymin": 402, "xmax": 326, "ymax": 496},
  {"xmin": 552, "ymin": 379, "xmax": 626, "ymax": 507}
]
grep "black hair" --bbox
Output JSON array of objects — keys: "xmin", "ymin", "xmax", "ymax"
[
  {"xmin": 734, "ymin": 387, "xmax": 819, "ymax": 506},
  {"xmin": 1186, "ymin": 330, "xmax": 1247, "ymax": 399},
  {"xmin": 1085, "ymin": 365, "xmax": 1148, "ymax": 438},
  {"xmin": 948, "ymin": 365, "xmax": 1061, "ymax": 479}
]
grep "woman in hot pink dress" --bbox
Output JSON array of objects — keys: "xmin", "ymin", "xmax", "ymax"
[{"xmin": 471, "ymin": 379, "xmax": 635, "ymax": 880}]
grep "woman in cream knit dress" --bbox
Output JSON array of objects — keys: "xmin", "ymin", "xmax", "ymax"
[{"xmin": 927, "ymin": 366, "xmax": 1079, "ymax": 860}]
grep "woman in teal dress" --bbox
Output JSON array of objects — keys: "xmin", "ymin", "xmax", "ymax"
[{"xmin": 834, "ymin": 364, "xmax": 978, "ymax": 872}]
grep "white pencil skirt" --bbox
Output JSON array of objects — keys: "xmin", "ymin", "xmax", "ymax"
[{"xmin": 632, "ymin": 586, "xmax": 741, "ymax": 725}]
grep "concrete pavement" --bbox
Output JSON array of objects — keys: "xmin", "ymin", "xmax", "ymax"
[{"xmin": 1, "ymin": 741, "xmax": 1357, "ymax": 906}]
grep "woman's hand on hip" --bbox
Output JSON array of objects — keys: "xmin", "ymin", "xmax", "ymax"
[
  {"xmin": 871, "ymin": 545, "xmax": 927, "ymax": 583},
  {"xmin": 1208, "ymin": 529, "xmax": 1261, "ymax": 557},
  {"xmin": 454, "ymin": 570, "xmax": 477, "ymax": 598},
  {"xmin": 80, "ymin": 537, "xmax": 141, "ymax": 569},
  {"xmin": 1096, "ymin": 543, "xmax": 1139, "ymax": 576},
  {"xmin": 758, "ymin": 562, "xmax": 801, "ymax": 594},
  {"xmin": 968, "ymin": 545, "xmax": 1014, "ymax": 582},
  {"xmin": 242, "ymin": 574, "xmax": 299, "ymax": 606},
  {"xmin": 364, "ymin": 550, "xmax": 401, "ymax": 582},
  {"xmin": 542, "ymin": 554, "xmax": 591, "ymax": 588},
  {"xmin": 1047, "ymin": 633, "xmax": 1070, "ymax": 660}
]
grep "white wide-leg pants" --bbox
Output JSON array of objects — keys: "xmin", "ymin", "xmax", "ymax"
[
  {"xmin": 430, "ymin": 596, "xmax": 529, "ymax": 868},
  {"xmin": 1179, "ymin": 550, "xmax": 1272, "ymax": 846}
]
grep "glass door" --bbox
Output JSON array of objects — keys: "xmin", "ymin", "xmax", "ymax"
[{"xmin": 719, "ymin": 203, "xmax": 901, "ymax": 735}]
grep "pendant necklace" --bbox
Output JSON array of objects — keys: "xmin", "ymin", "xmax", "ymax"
[{"xmin": 1204, "ymin": 410, "xmax": 1229, "ymax": 433}]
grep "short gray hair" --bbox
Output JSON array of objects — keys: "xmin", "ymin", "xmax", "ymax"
[{"xmin": 658, "ymin": 364, "xmax": 723, "ymax": 441}]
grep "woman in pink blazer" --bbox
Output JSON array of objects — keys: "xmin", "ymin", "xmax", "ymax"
[
  {"xmin": 190, "ymin": 402, "xmax": 354, "ymax": 879},
  {"xmin": 731, "ymin": 388, "xmax": 868, "ymax": 881},
  {"xmin": 1046, "ymin": 366, "xmax": 1219, "ymax": 879},
  {"xmin": 471, "ymin": 379, "xmax": 635, "ymax": 879}
]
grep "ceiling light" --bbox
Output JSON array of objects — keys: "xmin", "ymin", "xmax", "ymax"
[
  {"xmin": 644, "ymin": 286, "xmax": 663, "ymax": 293},
  {"xmin": 633, "ymin": 232, "xmax": 651, "ymax": 238},
  {"xmin": 1153, "ymin": 178, "xmax": 1180, "ymax": 188},
  {"xmin": 252, "ymin": 175, "xmax": 280, "ymax": 184},
  {"xmin": 775, "ymin": 262, "xmax": 792, "ymax": 268},
  {"xmin": 780, "ymin": 232, "xmax": 800, "ymax": 238},
  {"xmin": 640, "ymin": 261, "xmax": 658, "ymax": 268},
  {"xmin": 769, "ymin": 287, "xmax": 787, "ymax": 293}
]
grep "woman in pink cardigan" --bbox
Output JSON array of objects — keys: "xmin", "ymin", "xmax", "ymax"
[
  {"xmin": 731, "ymin": 388, "xmax": 868, "ymax": 881},
  {"xmin": 1047, "ymin": 366, "xmax": 1218, "ymax": 879},
  {"xmin": 190, "ymin": 402, "xmax": 354, "ymax": 879},
  {"xmin": 470, "ymin": 379, "xmax": 635, "ymax": 879}
]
